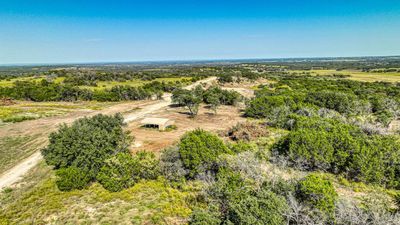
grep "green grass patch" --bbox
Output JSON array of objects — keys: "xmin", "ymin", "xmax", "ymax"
[
  {"xmin": 0, "ymin": 177, "xmax": 193, "ymax": 225},
  {"xmin": 79, "ymin": 77, "xmax": 191, "ymax": 90}
]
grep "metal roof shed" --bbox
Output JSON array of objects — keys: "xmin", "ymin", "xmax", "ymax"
[{"xmin": 140, "ymin": 117, "xmax": 175, "ymax": 131}]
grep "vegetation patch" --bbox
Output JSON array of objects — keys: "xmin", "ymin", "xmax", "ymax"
[{"xmin": 0, "ymin": 178, "xmax": 193, "ymax": 225}]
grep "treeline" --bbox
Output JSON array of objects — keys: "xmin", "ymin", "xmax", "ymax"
[
  {"xmin": 244, "ymin": 76, "xmax": 400, "ymax": 189},
  {"xmin": 247, "ymin": 76, "xmax": 400, "ymax": 126},
  {"xmin": 254, "ymin": 57, "xmax": 400, "ymax": 71},
  {"xmin": 0, "ymin": 79, "xmax": 186, "ymax": 102},
  {"xmin": 60, "ymin": 70, "xmax": 194, "ymax": 86}
]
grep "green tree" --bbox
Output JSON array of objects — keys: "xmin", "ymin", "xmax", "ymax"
[
  {"xmin": 179, "ymin": 129, "xmax": 230, "ymax": 178},
  {"xmin": 41, "ymin": 114, "xmax": 132, "ymax": 178},
  {"xmin": 206, "ymin": 92, "xmax": 221, "ymax": 114},
  {"xmin": 172, "ymin": 88, "xmax": 202, "ymax": 117}
]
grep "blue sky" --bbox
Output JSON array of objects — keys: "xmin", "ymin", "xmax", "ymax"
[{"xmin": 1, "ymin": 0, "xmax": 400, "ymax": 64}]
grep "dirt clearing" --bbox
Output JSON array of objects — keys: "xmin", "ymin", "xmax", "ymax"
[{"xmin": 128, "ymin": 104, "xmax": 246, "ymax": 153}]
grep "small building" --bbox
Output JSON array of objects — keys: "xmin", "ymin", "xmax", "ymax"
[{"xmin": 140, "ymin": 117, "xmax": 175, "ymax": 131}]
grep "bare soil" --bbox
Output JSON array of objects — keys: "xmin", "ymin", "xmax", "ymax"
[{"xmin": 127, "ymin": 104, "xmax": 246, "ymax": 153}]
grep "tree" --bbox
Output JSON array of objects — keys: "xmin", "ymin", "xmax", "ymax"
[
  {"xmin": 172, "ymin": 88, "xmax": 202, "ymax": 117},
  {"xmin": 206, "ymin": 92, "xmax": 220, "ymax": 114},
  {"xmin": 41, "ymin": 114, "xmax": 132, "ymax": 178},
  {"xmin": 179, "ymin": 129, "xmax": 230, "ymax": 178}
]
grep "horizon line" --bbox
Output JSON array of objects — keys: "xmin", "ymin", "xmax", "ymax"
[{"xmin": 1, "ymin": 54, "xmax": 400, "ymax": 67}]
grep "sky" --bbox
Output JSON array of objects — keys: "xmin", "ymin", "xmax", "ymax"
[{"xmin": 1, "ymin": 0, "xmax": 400, "ymax": 64}]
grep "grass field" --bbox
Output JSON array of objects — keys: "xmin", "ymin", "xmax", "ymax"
[
  {"xmin": 0, "ymin": 101, "xmax": 116, "ymax": 123},
  {"xmin": 0, "ymin": 163, "xmax": 194, "ymax": 225},
  {"xmin": 293, "ymin": 69, "xmax": 400, "ymax": 82},
  {"xmin": 0, "ymin": 134, "xmax": 44, "ymax": 174},
  {"xmin": 79, "ymin": 77, "xmax": 192, "ymax": 90},
  {"xmin": 0, "ymin": 77, "xmax": 65, "ymax": 87}
]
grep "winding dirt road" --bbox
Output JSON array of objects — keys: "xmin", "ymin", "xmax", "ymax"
[{"xmin": 0, "ymin": 77, "xmax": 217, "ymax": 190}]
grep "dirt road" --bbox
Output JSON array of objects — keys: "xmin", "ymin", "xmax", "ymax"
[{"xmin": 0, "ymin": 77, "xmax": 217, "ymax": 190}]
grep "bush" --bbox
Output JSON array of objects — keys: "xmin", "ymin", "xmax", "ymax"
[
  {"xmin": 42, "ymin": 114, "xmax": 131, "ymax": 178},
  {"xmin": 226, "ymin": 121, "xmax": 268, "ymax": 141},
  {"xmin": 160, "ymin": 147, "xmax": 188, "ymax": 182},
  {"xmin": 305, "ymin": 91, "xmax": 356, "ymax": 114},
  {"xmin": 201, "ymin": 167, "xmax": 288, "ymax": 225},
  {"xmin": 134, "ymin": 150, "xmax": 160, "ymax": 180},
  {"xmin": 277, "ymin": 117, "xmax": 400, "ymax": 188},
  {"xmin": 297, "ymin": 174, "xmax": 338, "ymax": 216},
  {"xmin": 245, "ymin": 95, "xmax": 295, "ymax": 119},
  {"xmin": 189, "ymin": 206, "xmax": 221, "ymax": 225},
  {"xmin": 350, "ymin": 135, "xmax": 400, "ymax": 187},
  {"xmin": 283, "ymin": 128, "xmax": 335, "ymax": 170},
  {"xmin": 226, "ymin": 188, "xmax": 288, "ymax": 225},
  {"xmin": 55, "ymin": 167, "xmax": 91, "ymax": 191},
  {"xmin": 97, "ymin": 151, "xmax": 159, "ymax": 192},
  {"xmin": 227, "ymin": 141, "xmax": 258, "ymax": 154},
  {"xmin": 179, "ymin": 129, "xmax": 230, "ymax": 178},
  {"xmin": 96, "ymin": 153, "xmax": 139, "ymax": 192}
]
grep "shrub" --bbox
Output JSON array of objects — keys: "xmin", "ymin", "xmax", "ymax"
[
  {"xmin": 305, "ymin": 91, "xmax": 356, "ymax": 114},
  {"xmin": 159, "ymin": 147, "xmax": 188, "ymax": 182},
  {"xmin": 297, "ymin": 174, "xmax": 338, "ymax": 216},
  {"xmin": 189, "ymin": 206, "xmax": 221, "ymax": 225},
  {"xmin": 179, "ymin": 129, "xmax": 230, "ymax": 178},
  {"xmin": 55, "ymin": 167, "xmax": 91, "ymax": 191},
  {"xmin": 97, "ymin": 151, "xmax": 159, "ymax": 192},
  {"xmin": 282, "ymin": 128, "xmax": 335, "ymax": 170},
  {"xmin": 134, "ymin": 150, "xmax": 160, "ymax": 180},
  {"xmin": 204, "ymin": 167, "xmax": 288, "ymax": 225},
  {"xmin": 350, "ymin": 135, "xmax": 400, "ymax": 187},
  {"xmin": 226, "ymin": 188, "xmax": 288, "ymax": 225},
  {"xmin": 226, "ymin": 121, "xmax": 268, "ymax": 141},
  {"xmin": 227, "ymin": 141, "xmax": 258, "ymax": 154},
  {"xmin": 96, "ymin": 153, "xmax": 139, "ymax": 192},
  {"xmin": 245, "ymin": 95, "xmax": 295, "ymax": 118},
  {"xmin": 42, "ymin": 114, "xmax": 131, "ymax": 178}
]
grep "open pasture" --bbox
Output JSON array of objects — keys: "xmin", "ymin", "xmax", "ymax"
[{"xmin": 300, "ymin": 69, "xmax": 400, "ymax": 82}]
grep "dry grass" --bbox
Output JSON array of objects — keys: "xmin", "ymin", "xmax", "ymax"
[
  {"xmin": 0, "ymin": 101, "xmax": 117, "ymax": 123},
  {"xmin": 0, "ymin": 162, "xmax": 194, "ymax": 225},
  {"xmin": 0, "ymin": 134, "xmax": 45, "ymax": 174},
  {"xmin": 296, "ymin": 69, "xmax": 400, "ymax": 82}
]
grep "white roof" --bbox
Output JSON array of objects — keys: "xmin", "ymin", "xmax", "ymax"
[{"xmin": 140, "ymin": 117, "xmax": 172, "ymax": 125}]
